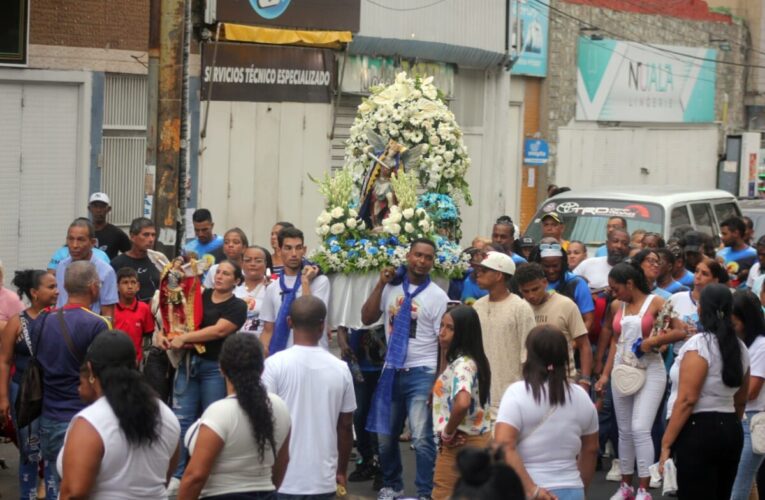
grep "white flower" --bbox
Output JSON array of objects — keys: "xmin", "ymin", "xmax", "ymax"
[
  {"xmin": 419, "ymin": 219, "xmax": 431, "ymax": 232},
  {"xmin": 429, "ymin": 134, "xmax": 441, "ymax": 146},
  {"xmin": 416, "ymin": 207, "xmax": 426, "ymax": 217},
  {"xmin": 387, "ymin": 211, "xmax": 402, "ymax": 223},
  {"xmin": 330, "ymin": 223, "xmax": 345, "ymax": 235},
  {"xmin": 317, "ymin": 224, "xmax": 330, "ymax": 236},
  {"xmin": 402, "ymin": 208, "xmax": 414, "ymax": 219},
  {"xmin": 404, "ymin": 222, "xmax": 415, "ymax": 233},
  {"xmin": 444, "ymin": 151, "xmax": 455, "ymax": 162},
  {"xmin": 444, "ymin": 167, "xmax": 455, "ymax": 179},
  {"xmin": 346, "ymin": 218, "xmax": 358, "ymax": 229},
  {"xmin": 388, "ymin": 223, "xmax": 401, "ymax": 234},
  {"xmin": 316, "ymin": 211, "xmax": 332, "ymax": 225},
  {"xmin": 331, "ymin": 206, "xmax": 344, "ymax": 219},
  {"xmin": 411, "ymin": 131, "xmax": 423, "ymax": 143},
  {"xmin": 348, "ymin": 208, "xmax": 358, "ymax": 217},
  {"xmin": 389, "ymin": 205, "xmax": 401, "ymax": 214}
]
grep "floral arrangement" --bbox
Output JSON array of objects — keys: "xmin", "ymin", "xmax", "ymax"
[
  {"xmin": 345, "ymin": 72, "xmax": 472, "ymax": 204},
  {"xmin": 309, "ymin": 73, "xmax": 473, "ymax": 279}
]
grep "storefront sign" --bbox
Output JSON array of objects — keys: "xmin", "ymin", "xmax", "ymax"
[
  {"xmin": 342, "ymin": 55, "xmax": 455, "ymax": 98},
  {"xmin": 201, "ymin": 42, "xmax": 336, "ymax": 103},
  {"xmin": 576, "ymin": 37, "xmax": 717, "ymax": 123},
  {"xmin": 510, "ymin": 0, "xmax": 549, "ymax": 77},
  {"xmin": 523, "ymin": 138, "xmax": 549, "ymax": 165},
  {"xmin": 209, "ymin": 0, "xmax": 361, "ymax": 32}
]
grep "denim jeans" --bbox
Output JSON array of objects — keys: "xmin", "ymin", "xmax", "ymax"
[
  {"xmin": 353, "ymin": 368, "xmax": 381, "ymax": 463},
  {"xmin": 598, "ymin": 379, "xmax": 619, "ymax": 458},
  {"xmin": 731, "ymin": 411, "xmax": 765, "ymax": 500},
  {"xmin": 277, "ymin": 493, "xmax": 335, "ymax": 500},
  {"xmin": 548, "ymin": 487, "xmax": 585, "ymax": 500},
  {"xmin": 378, "ymin": 366, "xmax": 437, "ymax": 497},
  {"xmin": 39, "ymin": 416, "xmax": 70, "ymax": 499},
  {"xmin": 10, "ymin": 380, "xmax": 42, "ymax": 499},
  {"xmin": 172, "ymin": 354, "xmax": 227, "ymax": 478}
]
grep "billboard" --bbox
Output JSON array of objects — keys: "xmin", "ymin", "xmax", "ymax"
[
  {"xmin": 510, "ymin": 0, "xmax": 549, "ymax": 77},
  {"xmin": 576, "ymin": 37, "xmax": 717, "ymax": 123}
]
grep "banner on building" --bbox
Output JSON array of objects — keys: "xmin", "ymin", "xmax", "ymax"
[
  {"xmin": 510, "ymin": 0, "xmax": 549, "ymax": 77},
  {"xmin": 208, "ymin": 0, "xmax": 360, "ymax": 32},
  {"xmin": 342, "ymin": 56, "xmax": 455, "ymax": 98},
  {"xmin": 576, "ymin": 37, "xmax": 717, "ymax": 123},
  {"xmin": 201, "ymin": 42, "xmax": 336, "ymax": 103}
]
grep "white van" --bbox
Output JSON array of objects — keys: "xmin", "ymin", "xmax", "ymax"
[{"xmin": 524, "ymin": 186, "xmax": 741, "ymax": 249}]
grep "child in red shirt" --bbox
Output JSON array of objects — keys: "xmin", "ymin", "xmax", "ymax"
[{"xmin": 113, "ymin": 267, "xmax": 155, "ymax": 362}]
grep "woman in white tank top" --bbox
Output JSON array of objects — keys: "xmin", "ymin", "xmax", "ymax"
[{"xmin": 57, "ymin": 330, "xmax": 181, "ymax": 499}]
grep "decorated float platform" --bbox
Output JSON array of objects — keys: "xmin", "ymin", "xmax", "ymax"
[{"xmin": 308, "ymin": 73, "xmax": 473, "ymax": 328}]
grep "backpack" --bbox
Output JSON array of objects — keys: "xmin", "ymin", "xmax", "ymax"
[{"xmin": 14, "ymin": 313, "xmax": 48, "ymax": 428}]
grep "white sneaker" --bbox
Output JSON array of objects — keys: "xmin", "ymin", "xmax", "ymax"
[
  {"xmin": 636, "ymin": 487, "xmax": 652, "ymax": 500},
  {"xmin": 377, "ymin": 487, "xmax": 404, "ymax": 500},
  {"xmin": 166, "ymin": 477, "xmax": 180, "ymax": 498},
  {"xmin": 606, "ymin": 459, "xmax": 622, "ymax": 482},
  {"xmin": 604, "ymin": 440, "xmax": 615, "ymax": 458},
  {"xmin": 609, "ymin": 482, "xmax": 635, "ymax": 500}
]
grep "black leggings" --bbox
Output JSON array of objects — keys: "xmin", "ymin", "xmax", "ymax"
[{"xmin": 673, "ymin": 412, "xmax": 743, "ymax": 499}]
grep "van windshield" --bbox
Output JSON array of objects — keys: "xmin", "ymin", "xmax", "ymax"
[{"xmin": 524, "ymin": 199, "xmax": 664, "ymax": 246}]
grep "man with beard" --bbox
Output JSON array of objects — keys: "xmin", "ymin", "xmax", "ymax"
[
  {"xmin": 361, "ymin": 238, "xmax": 448, "ymax": 500},
  {"xmin": 573, "ymin": 229, "xmax": 629, "ymax": 290}
]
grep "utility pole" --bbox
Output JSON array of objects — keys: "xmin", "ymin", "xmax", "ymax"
[{"xmin": 152, "ymin": 0, "xmax": 186, "ymax": 257}]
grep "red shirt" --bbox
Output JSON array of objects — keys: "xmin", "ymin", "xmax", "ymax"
[{"xmin": 114, "ymin": 299, "xmax": 155, "ymax": 361}]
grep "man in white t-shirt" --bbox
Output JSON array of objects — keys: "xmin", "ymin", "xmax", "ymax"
[
  {"xmin": 574, "ymin": 228, "xmax": 630, "ymax": 290},
  {"xmin": 262, "ymin": 296, "xmax": 356, "ymax": 498},
  {"xmin": 361, "ymin": 238, "xmax": 448, "ymax": 500},
  {"xmin": 260, "ymin": 227, "xmax": 331, "ymax": 353},
  {"xmin": 472, "ymin": 252, "xmax": 536, "ymax": 415}
]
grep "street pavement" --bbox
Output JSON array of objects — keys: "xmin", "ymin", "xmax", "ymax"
[{"xmin": 0, "ymin": 439, "xmax": 675, "ymax": 499}]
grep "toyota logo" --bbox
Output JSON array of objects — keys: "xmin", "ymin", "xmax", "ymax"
[{"xmin": 556, "ymin": 202, "xmax": 580, "ymax": 214}]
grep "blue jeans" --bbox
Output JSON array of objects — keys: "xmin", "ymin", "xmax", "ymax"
[
  {"xmin": 548, "ymin": 487, "xmax": 585, "ymax": 500},
  {"xmin": 10, "ymin": 380, "xmax": 42, "ymax": 499},
  {"xmin": 172, "ymin": 354, "xmax": 227, "ymax": 478},
  {"xmin": 378, "ymin": 366, "xmax": 436, "ymax": 497},
  {"xmin": 277, "ymin": 494, "xmax": 334, "ymax": 500},
  {"xmin": 731, "ymin": 411, "xmax": 765, "ymax": 500},
  {"xmin": 353, "ymin": 368, "xmax": 381, "ymax": 463},
  {"xmin": 40, "ymin": 416, "xmax": 70, "ymax": 499}
]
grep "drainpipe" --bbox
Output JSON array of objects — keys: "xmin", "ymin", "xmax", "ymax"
[{"xmin": 145, "ymin": 0, "xmax": 160, "ymax": 220}]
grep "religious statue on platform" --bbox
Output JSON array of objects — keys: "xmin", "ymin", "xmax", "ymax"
[
  {"xmin": 358, "ymin": 131, "xmax": 427, "ymax": 230},
  {"xmin": 158, "ymin": 254, "xmax": 208, "ymax": 354}
]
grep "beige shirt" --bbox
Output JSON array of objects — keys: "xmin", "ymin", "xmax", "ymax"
[
  {"xmin": 473, "ymin": 293, "xmax": 536, "ymax": 411},
  {"xmin": 530, "ymin": 292, "xmax": 588, "ymax": 378}
]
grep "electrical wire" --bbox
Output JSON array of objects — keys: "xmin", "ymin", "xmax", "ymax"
[
  {"xmin": 524, "ymin": 1, "xmax": 719, "ymax": 86},
  {"xmin": 363, "ymin": 0, "xmax": 450, "ymax": 12},
  {"xmin": 533, "ymin": 0, "xmax": 765, "ymax": 70}
]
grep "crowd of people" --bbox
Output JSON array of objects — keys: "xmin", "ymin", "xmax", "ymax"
[{"xmin": 1, "ymin": 190, "xmax": 765, "ymax": 500}]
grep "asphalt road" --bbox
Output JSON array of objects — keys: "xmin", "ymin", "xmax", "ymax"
[{"xmin": 0, "ymin": 439, "xmax": 674, "ymax": 499}]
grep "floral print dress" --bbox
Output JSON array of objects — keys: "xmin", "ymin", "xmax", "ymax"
[{"xmin": 432, "ymin": 355, "xmax": 490, "ymax": 436}]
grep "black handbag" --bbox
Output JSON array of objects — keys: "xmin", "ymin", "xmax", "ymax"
[{"xmin": 14, "ymin": 313, "xmax": 47, "ymax": 428}]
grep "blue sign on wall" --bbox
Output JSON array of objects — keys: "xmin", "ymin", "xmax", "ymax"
[
  {"xmin": 510, "ymin": 0, "xmax": 549, "ymax": 77},
  {"xmin": 249, "ymin": 0, "xmax": 292, "ymax": 19},
  {"xmin": 524, "ymin": 138, "xmax": 549, "ymax": 165}
]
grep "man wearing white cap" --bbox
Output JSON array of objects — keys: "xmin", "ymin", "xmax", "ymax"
[
  {"xmin": 472, "ymin": 251, "xmax": 536, "ymax": 416},
  {"xmin": 88, "ymin": 192, "xmax": 131, "ymax": 260}
]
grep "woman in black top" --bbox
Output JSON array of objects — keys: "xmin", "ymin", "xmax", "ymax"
[{"xmin": 161, "ymin": 259, "xmax": 247, "ymax": 489}]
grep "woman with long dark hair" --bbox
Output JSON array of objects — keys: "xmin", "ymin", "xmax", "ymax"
[
  {"xmin": 432, "ymin": 305, "xmax": 492, "ymax": 500},
  {"xmin": 495, "ymin": 325, "xmax": 599, "ymax": 500},
  {"xmin": 660, "ymin": 284, "xmax": 750, "ymax": 499},
  {"xmin": 235, "ymin": 246, "xmax": 273, "ymax": 337},
  {"xmin": 730, "ymin": 291, "xmax": 765, "ymax": 500},
  {"xmin": 0, "ymin": 269, "xmax": 58, "ymax": 498},
  {"xmin": 594, "ymin": 262, "xmax": 669, "ymax": 500},
  {"xmin": 58, "ymin": 330, "xmax": 181, "ymax": 498},
  {"xmin": 178, "ymin": 333, "xmax": 291, "ymax": 499}
]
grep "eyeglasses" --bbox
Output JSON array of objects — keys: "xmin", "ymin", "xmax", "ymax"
[
  {"xmin": 539, "ymin": 243, "xmax": 562, "ymax": 251},
  {"xmin": 643, "ymin": 257, "xmax": 661, "ymax": 266},
  {"xmin": 243, "ymin": 257, "xmax": 266, "ymax": 264}
]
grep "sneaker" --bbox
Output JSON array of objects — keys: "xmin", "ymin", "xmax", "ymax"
[
  {"xmin": 377, "ymin": 487, "xmax": 404, "ymax": 500},
  {"xmin": 609, "ymin": 483, "xmax": 635, "ymax": 500},
  {"xmin": 636, "ymin": 488, "xmax": 652, "ymax": 500},
  {"xmin": 166, "ymin": 477, "xmax": 181, "ymax": 498},
  {"xmin": 606, "ymin": 459, "xmax": 622, "ymax": 482}
]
